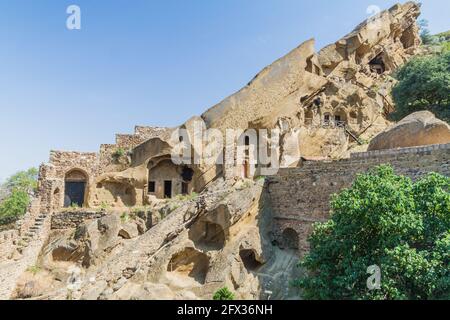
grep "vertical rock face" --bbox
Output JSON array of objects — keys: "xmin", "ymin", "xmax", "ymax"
[
  {"xmin": 200, "ymin": 1, "xmax": 421, "ymax": 160},
  {"xmin": 319, "ymin": 2, "xmax": 421, "ymax": 77},
  {"xmin": 201, "ymin": 39, "xmax": 328, "ymax": 132}
]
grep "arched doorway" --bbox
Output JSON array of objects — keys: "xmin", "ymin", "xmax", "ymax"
[
  {"xmin": 64, "ymin": 169, "xmax": 88, "ymax": 208},
  {"xmin": 282, "ymin": 228, "xmax": 299, "ymax": 250}
]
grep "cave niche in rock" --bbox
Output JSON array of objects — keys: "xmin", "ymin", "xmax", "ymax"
[
  {"xmin": 167, "ymin": 248, "xmax": 209, "ymax": 284},
  {"xmin": 239, "ymin": 249, "xmax": 263, "ymax": 271}
]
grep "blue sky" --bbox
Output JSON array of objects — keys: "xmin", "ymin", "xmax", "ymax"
[{"xmin": 0, "ymin": 0, "xmax": 448, "ymax": 182}]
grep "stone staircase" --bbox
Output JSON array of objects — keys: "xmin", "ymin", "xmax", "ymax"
[
  {"xmin": 0, "ymin": 212, "xmax": 51, "ymax": 300},
  {"xmin": 0, "ymin": 196, "xmax": 52, "ymax": 300},
  {"xmin": 16, "ymin": 213, "xmax": 48, "ymax": 253}
]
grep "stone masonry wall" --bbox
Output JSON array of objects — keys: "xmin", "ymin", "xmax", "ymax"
[
  {"xmin": 98, "ymin": 126, "xmax": 170, "ymax": 174},
  {"xmin": 51, "ymin": 211, "xmax": 107, "ymax": 230},
  {"xmin": 266, "ymin": 143, "xmax": 450, "ymax": 256},
  {"xmin": 39, "ymin": 126, "xmax": 171, "ymax": 211}
]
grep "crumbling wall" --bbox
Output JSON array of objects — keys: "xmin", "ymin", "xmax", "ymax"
[{"xmin": 267, "ymin": 143, "xmax": 450, "ymax": 256}]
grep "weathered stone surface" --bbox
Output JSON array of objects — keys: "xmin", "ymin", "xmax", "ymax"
[
  {"xmin": 368, "ymin": 111, "xmax": 450, "ymax": 151},
  {"xmin": 118, "ymin": 223, "xmax": 139, "ymax": 239}
]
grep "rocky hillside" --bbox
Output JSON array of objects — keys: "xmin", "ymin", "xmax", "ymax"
[{"xmin": 12, "ymin": 178, "xmax": 301, "ymax": 300}]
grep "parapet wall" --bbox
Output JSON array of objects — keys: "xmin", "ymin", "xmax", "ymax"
[{"xmin": 266, "ymin": 143, "xmax": 450, "ymax": 255}]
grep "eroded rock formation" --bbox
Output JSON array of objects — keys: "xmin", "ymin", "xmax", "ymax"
[{"xmin": 368, "ymin": 111, "xmax": 450, "ymax": 150}]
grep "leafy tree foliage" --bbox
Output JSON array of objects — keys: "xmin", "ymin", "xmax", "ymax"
[
  {"xmin": 0, "ymin": 168, "xmax": 38, "ymax": 226},
  {"xmin": 4, "ymin": 168, "xmax": 38, "ymax": 193},
  {"xmin": 295, "ymin": 165, "xmax": 449, "ymax": 300},
  {"xmin": 0, "ymin": 189, "xmax": 30, "ymax": 225},
  {"xmin": 391, "ymin": 51, "xmax": 450, "ymax": 122},
  {"xmin": 418, "ymin": 19, "xmax": 440, "ymax": 45},
  {"xmin": 213, "ymin": 287, "xmax": 235, "ymax": 300}
]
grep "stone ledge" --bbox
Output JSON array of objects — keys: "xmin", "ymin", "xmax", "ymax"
[{"xmin": 51, "ymin": 211, "xmax": 107, "ymax": 230}]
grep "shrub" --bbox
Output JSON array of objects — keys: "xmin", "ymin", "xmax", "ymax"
[
  {"xmin": 0, "ymin": 189, "xmax": 30, "ymax": 225},
  {"xmin": 295, "ymin": 165, "xmax": 449, "ymax": 300},
  {"xmin": 27, "ymin": 265, "xmax": 42, "ymax": 275},
  {"xmin": 391, "ymin": 52, "xmax": 450, "ymax": 122},
  {"xmin": 111, "ymin": 148, "xmax": 126, "ymax": 162},
  {"xmin": 5, "ymin": 168, "xmax": 38, "ymax": 193},
  {"xmin": 213, "ymin": 287, "xmax": 235, "ymax": 300},
  {"xmin": 120, "ymin": 212, "xmax": 130, "ymax": 223}
]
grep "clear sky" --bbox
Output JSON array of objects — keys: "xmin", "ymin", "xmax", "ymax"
[{"xmin": 0, "ymin": 0, "xmax": 448, "ymax": 182}]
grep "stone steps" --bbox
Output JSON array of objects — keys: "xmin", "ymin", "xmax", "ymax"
[{"xmin": 0, "ymin": 213, "xmax": 51, "ymax": 300}]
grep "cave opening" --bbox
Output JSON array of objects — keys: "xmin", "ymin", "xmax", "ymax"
[
  {"xmin": 167, "ymin": 248, "xmax": 209, "ymax": 284},
  {"xmin": 239, "ymin": 249, "xmax": 263, "ymax": 271},
  {"xmin": 369, "ymin": 54, "xmax": 386, "ymax": 75}
]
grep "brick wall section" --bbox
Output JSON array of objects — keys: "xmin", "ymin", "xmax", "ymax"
[
  {"xmin": 266, "ymin": 143, "xmax": 450, "ymax": 256},
  {"xmin": 51, "ymin": 211, "xmax": 107, "ymax": 230}
]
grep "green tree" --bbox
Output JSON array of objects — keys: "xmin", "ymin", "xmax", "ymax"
[
  {"xmin": 391, "ymin": 51, "xmax": 450, "ymax": 122},
  {"xmin": 295, "ymin": 165, "xmax": 449, "ymax": 300},
  {"xmin": 0, "ymin": 189, "xmax": 30, "ymax": 225},
  {"xmin": 213, "ymin": 287, "xmax": 235, "ymax": 300},
  {"xmin": 5, "ymin": 168, "xmax": 38, "ymax": 193},
  {"xmin": 0, "ymin": 168, "xmax": 38, "ymax": 226},
  {"xmin": 418, "ymin": 19, "xmax": 437, "ymax": 45}
]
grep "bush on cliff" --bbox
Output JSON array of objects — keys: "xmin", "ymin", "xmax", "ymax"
[
  {"xmin": 0, "ymin": 168, "xmax": 38, "ymax": 226},
  {"xmin": 295, "ymin": 165, "xmax": 449, "ymax": 300},
  {"xmin": 213, "ymin": 287, "xmax": 235, "ymax": 300},
  {"xmin": 0, "ymin": 189, "xmax": 30, "ymax": 225},
  {"xmin": 391, "ymin": 51, "xmax": 450, "ymax": 122},
  {"xmin": 4, "ymin": 168, "xmax": 38, "ymax": 193}
]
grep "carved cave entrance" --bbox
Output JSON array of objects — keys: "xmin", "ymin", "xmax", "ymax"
[
  {"xmin": 369, "ymin": 54, "xmax": 386, "ymax": 74},
  {"xmin": 189, "ymin": 220, "xmax": 226, "ymax": 250},
  {"xmin": 282, "ymin": 228, "xmax": 299, "ymax": 250},
  {"xmin": 164, "ymin": 180, "xmax": 172, "ymax": 199},
  {"xmin": 64, "ymin": 170, "xmax": 88, "ymax": 207},
  {"xmin": 167, "ymin": 248, "xmax": 209, "ymax": 284},
  {"xmin": 239, "ymin": 249, "xmax": 263, "ymax": 271}
]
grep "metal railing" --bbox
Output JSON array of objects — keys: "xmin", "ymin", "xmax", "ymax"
[{"xmin": 304, "ymin": 118, "xmax": 347, "ymax": 129}]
